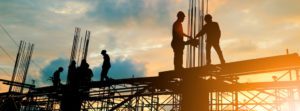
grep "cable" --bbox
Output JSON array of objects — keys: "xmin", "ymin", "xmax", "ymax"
[
  {"xmin": 0, "ymin": 51, "xmax": 11, "ymax": 75},
  {"xmin": 0, "ymin": 45, "xmax": 15, "ymax": 61},
  {"xmin": 0, "ymin": 67, "xmax": 10, "ymax": 75},
  {"xmin": 0, "ymin": 24, "xmax": 43, "ymax": 71},
  {"xmin": 0, "ymin": 24, "xmax": 18, "ymax": 46}
]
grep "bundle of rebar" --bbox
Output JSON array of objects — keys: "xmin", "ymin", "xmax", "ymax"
[
  {"xmin": 186, "ymin": 0, "xmax": 208, "ymax": 68},
  {"xmin": 9, "ymin": 40, "xmax": 34, "ymax": 93}
]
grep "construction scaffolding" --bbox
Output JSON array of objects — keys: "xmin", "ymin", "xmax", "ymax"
[
  {"xmin": 9, "ymin": 41, "xmax": 34, "ymax": 93},
  {"xmin": 1, "ymin": 1, "xmax": 300, "ymax": 110},
  {"xmin": 1, "ymin": 52, "xmax": 300, "ymax": 111},
  {"xmin": 0, "ymin": 40, "xmax": 35, "ymax": 111}
]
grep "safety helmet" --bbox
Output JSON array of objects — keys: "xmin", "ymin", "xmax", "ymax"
[
  {"xmin": 177, "ymin": 11, "xmax": 185, "ymax": 18},
  {"xmin": 204, "ymin": 14, "xmax": 212, "ymax": 20},
  {"xmin": 101, "ymin": 50, "xmax": 107, "ymax": 54},
  {"xmin": 58, "ymin": 67, "xmax": 63, "ymax": 71}
]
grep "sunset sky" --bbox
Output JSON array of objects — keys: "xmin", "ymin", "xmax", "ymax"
[{"xmin": 0, "ymin": 0, "xmax": 300, "ymax": 92}]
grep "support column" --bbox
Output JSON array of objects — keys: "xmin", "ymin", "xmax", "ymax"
[{"xmin": 181, "ymin": 75, "xmax": 209, "ymax": 111}]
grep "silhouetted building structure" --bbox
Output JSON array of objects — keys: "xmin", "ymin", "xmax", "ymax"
[
  {"xmin": 100, "ymin": 50, "xmax": 111, "ymax": 81},
  {"xmin": 52, "ymin": 67, "xmax": 63, "ymax": 87},
  {"xmin": 172, "ymin": 11, "xmax": 192, "ymax": 70},
  {"xmin": 195, "ymin": 14, "xmax": 225, "ymax": 65}
]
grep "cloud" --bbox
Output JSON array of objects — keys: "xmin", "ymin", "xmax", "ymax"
[
  {"xmin": 40, "ymin": 57, "xmax": 69, "ymax": 86},
  {"xmin": 1, "ymin": 0, "xmax": 300, "ymax": 92},
  {"xmin": 39, "ymin": 57, "xmax": 146, "ymax": 86},
  {"xmin": 259, "ymin": 0, "xmax": 300, "ymax": 19},
  {"xmin": 87, "ymin": 0, "xmax": 144, "ymax": 25},
  {"xmin": 223, "ymin": 38, "xmax": 258, "ymax": 52},
  {"xmin": 87, "ymin": 0, "xmax": 178, "ymax": 26},
  {"xmin": 49, "ymin": 1, "xmax": 90, "ymax": 15},
  {"xmin": 92, "ymin": 57, "xmax": 146, "ymax": 81}
]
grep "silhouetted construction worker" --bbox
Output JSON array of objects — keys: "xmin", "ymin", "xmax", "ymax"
[
  {"xmin": 77, "ymin": 59, "xmax": 93, "ymax": 98},
  {"xmin": 84, "ymin": 64, "xmax": 93, "ymax": 83},
  {"xmin": 100, "ymin": 50, "xmax": 111, "ymax": 81},
  {"xmin": 172, "ymin": 11, "xmax": 192, "ymax": 70},
  {"xmin": 62, "ymin": 61, "xmax": 78, "ymax": 111},
  {"xmin": 52, "ymin": 67, "xmax": 63, "ymax": 87},
  {"xmin": 195, "ymin": 14, "xmax": 225, "ymax": 65},
  {"xmin": 78, "ymin": 59, "xmax": 93, "ymax": 85},
  {"xmin": 67, "ymin": 60, "xmax": 76, "ymax": 85}
]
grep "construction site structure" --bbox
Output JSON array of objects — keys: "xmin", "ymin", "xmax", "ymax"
[
  {"xmin": 0, "ymin": 40, "xmax": 35, "ymax": 111},
  {"xmin": 186, "ymin": 0, "xmax": 208, "ymax": 68},
  {"xmin": 69, "ymin": 27, "xmax": 91, "ymax": 65},
  {"xmin": 1, "ymin": 1, "xmax": 300, "ymax": 111},
  {"xmin": 67, "ymin": 27, "xmax": 91, "ymax": 84},
  {"xmin": 1, "ymin": 51, "xmax": 300, "ymax": 111}
]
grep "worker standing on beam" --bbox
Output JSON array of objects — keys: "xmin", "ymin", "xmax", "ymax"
[
  {"xmin": 195, "ymin": 14, "xmax": 225, "ymax": 65},
  {"xmin": 100, "ymin": 50, "xmax": 111, "ymax": 81},
  {"xmin": 172, "ymin": 11, "xmax": 192, "ymax": 70},
  {"xmin": 52, "ymin": 67, "xmax": 63, "ymax": 88},
  {"xmin": 67, "ymin": 60, "xmax": 76, "ymax": 85}
]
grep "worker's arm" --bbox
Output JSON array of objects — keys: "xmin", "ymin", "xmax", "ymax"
[
  {"xmin": 195, "ymin": 30, "xmax": 204, "ymax": 38},
  {"xmin": 195, "ymin": 25, "xmax": 206, "ymax": 39},
  {"xmin": 183, "ymin": 33, "xmax": 192, "ymax": 39},
  {"xmin": 174, "ymin": 23, "xmax": 192, "ymax": 39}
]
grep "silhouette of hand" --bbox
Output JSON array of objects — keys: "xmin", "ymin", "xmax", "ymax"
[{"xmin": 185, "ymin": 39, "xmax": 199, "ymax": 47}]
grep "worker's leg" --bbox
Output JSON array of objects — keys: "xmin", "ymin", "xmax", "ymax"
[
  {"xmin": 212, "ymin": 42, "xmax": 225, "ymax": 64},
  {"xmin": 58, "ymin": 80, "xmax": 61, "ymax": 86},
  {"xmin": 53, "ymin": 80, "xmax": 57, "ymax": 87},
  {"xmin": 178, "ymin": 50, "xmax": 183, "ymax": 69},
  {"xmin": 174, "ymin": 49, "xmax": 183, "ymax": 70},
  {"xmin": 172, "ymin": 47, "xmax": 176, "ymax": 70},
  {"xmin": 100, "ymin": 69, "xmax": 106, "ymax": 81},
  {"xmin": 206, "ymin": 43, "xmax": 212, "ymax": 65},
  {"xmin": 102, "ymin": 67, "xmax": 110, "ymax": 81},
  {"xmin": 104, "ymin": 67, "xmax": 110, "ymax": 80},
  {"xmin": 100, "ymin": 75, "xmax": 104, "ymax": 81}
]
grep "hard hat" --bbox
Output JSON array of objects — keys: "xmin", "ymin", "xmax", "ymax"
[
  {"xmin": 204, "ymin": 14, "xmax": 212, "ymax": 20},
  {"xmin": 177, "ymin": 11, "xmax": 185, "ymax": 18},
  {"xmin": 58, "ymin": 67, "xmax": 63, "ymax": 71},
  {"xmin": 101, "ymin": 50, "xmax": 107, "ymax": 54}
]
